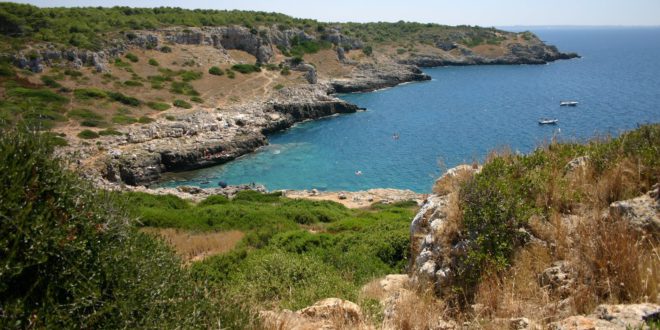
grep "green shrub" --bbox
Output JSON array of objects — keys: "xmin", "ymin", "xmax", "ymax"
[
  {"xmin": 107, "ymin": 91, "xmax": 140, "ymax": 106},
  {"xmin": 112, "ymin": 114, "xmax": 137, "ymax": 124},
  {"xmin": 64, "ymin": 68, "xmax": 83, "ymax": 77},
  {"xmin": 147, "ymin": 101, "xmax": 171, "ymax": 111},
  {"xmin": 138, "ymin": 116, "xmax": 154, "ymax": 124},
  {"xmin": 73, "ymin": 88, "xmax": 107, "ymax": 100},
  {"xmin": 231, "ymin": 64, "xmax": 261, "ymax": 74},
  {"xmin": 0, "ymin": 62, "xmax": 15, "ymax": 76},
  {"xmin": 80, "ymin": 119, "xmax": 106, "ymax": 127},
  {"xmin": 180, "ymin": 70, "xmax": 203, "ymax": 81},
  {"xmin": 77, "ymin": 129, "xmax": 99, "ymax": 139},
  {"xmin": 98, "ymin": 128, "xmax": 122, "ymax": 136},
  {"xmin": 273, "ymin": 83, "xmax": 284, "ymax": 90},
  {"xmin": 198, "ymin": 195, "xmax": 230, "ymax": 207},
  {"xmin": 114, "ymin": 58, "xmax": 131, "ymax": 68},
  {"xmin": 264, "ymin": 63, "xmax": 279, "ymax": 71},
  {"xmin": 226, "ymin": 69, "xmax": 236, "ymax": 79},
  {"xmin": 160, "ymin": 45, "xmax": 172, "ymax": 53},
  {"xmin": 170, "ymin": 81, "xmax": 199, "ymax": 96},
  {"xmin": 224, "ymin": 251, "xmax": 356, "ymax": 310},
  {"xmin": 148, "ymin": 58, "xmax": 159, "ymax": 66},
  {"xmin": 8, "ymin": 87, "xmax": 68, "ymax": 104},
  {"xmin": 123, "ymin": 80, "xmax": 143, "ymax": 87},
  {"xmin": 190, "ymin": 96, "xmax": 203, "ymax": 103},
  {"xmin": 40, "ymin": 75, "xmax": 62, "ymax": 88},
  {"xmin": 0, "ymin": 129, "xmax": 219, "ymax": 327},
  {"xmin": 173, "ymin": 99, "xmax": 192, "ymax": 109},
  {"xmin": 125, "ymin": 52, "xmax": 139, "ymax": 62},
  {"xmin": 280, "ymin": 66, "xmax": 290, "ymax": 75},
  {"xmin": 208, "ymin": 66, "xmax": 224, "ymax": 75},
  {"xmin": 362, "ymin": 45, "xmax": 373, "ymax": 56}
]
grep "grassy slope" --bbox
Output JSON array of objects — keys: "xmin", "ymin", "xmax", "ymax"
[
  {"xmin": 0, "ymin": 3, "xmax": 538, "ymax": 140},
  {"xmin": 124, "ymin": 190, "xmax": 416, "ymax": 313},
  {"xmin": 435, "ymin": 124, "xmax": 659, "ymax": 323}
]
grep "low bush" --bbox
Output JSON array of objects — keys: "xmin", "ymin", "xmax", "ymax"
[
  {"xmin": 77, "ymin": 129, "xmax": 99, "ymax": 139},
  {"xmin": 0, "ymin": 129, "xmax": 219, "ymax": 328},
  {"xmin": 40, "ymin": 75, "xmax": 62, "ymax": 88},
  {"xmin": 73, "ymin": 88, "xmax": 107, "ymax": 100},
  {"xmin": 190, "ymin": 96, "xmax": 203, "ymax": 103},
  {"xmin": 180, "ymin": 70, "xmax": 203, "ymax": 81},
  {"xmin": 123, "ymin": 80, "xmax": 143, "ymax": 87},
  {"xmin": 173, "ymin": 99, "xmax": 192, "ymax": 109},
  {"xmin": 138, "ymin": 116, "xmax": 154, "ymax": 124},
  {"xmin": 148, "ymin": 58, "xmax": 159, "ymax": 66},
  {"xmin": 98, "ymin": 128, "xmax": 122, "ymax": 136},
  {"xmin": 125, "ymin": 52, "xmax": 139, "ymax": 62},
  {"xmin": 231, "ymin": 64, "xmax": 261, "ymax": 74},
  {"xmin": 147, "ymin": 101, "xmax": 171, "ymax": 111},
  {"xmin": 107, "ymin": 91, "xmax": 140, "ymax": 106},
  {"xmin": 64, "ymin": 68, "xmax": 83, "ymax": 77},
  {"xmin": 208, "ymin": 66, "xmax": 224, "ymax": 75},
  {"xmin": 170, "ymin": 81, "xmax": 199, "ymax": 96},
  {"xmin": 112, "ymin": 114, "xmax": 138, "ymax": 124}
]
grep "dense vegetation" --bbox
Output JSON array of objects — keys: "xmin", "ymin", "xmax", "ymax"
[
  {"xmin": 0, "ymin": 128, "xmax": 220, "ymax": 328},
  {"xmin": 0, "ymin": 3, "xmax": 321, "ymax": 50},
  {"xmin": 126, "ymin": 191, "xmax": 415, "ymax": 315},
  {"xmin": 0, "ymin": 2, "xmax": 518, "ymax": 52},
  {"xmin": 448, "ymin": 124, "xmax": 659, "ymax": 310},
  {"xmin": 0, "ymin": 127, "xmax": 416, "ymax": 328}
]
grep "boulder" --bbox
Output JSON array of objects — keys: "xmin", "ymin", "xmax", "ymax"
[
  {"xmin": 610, "ymin": 186, "xmax": 659, "ymax": 233},
  {"xmin": 551, "ymin": 304, "xmax": 660, "ymax": 330},
  {"xmin": 260, "ymin": 298, "xmax": 371, "ymax": 330},
  {"xmin": 540, "ymin": 261, "xmax": 575, "ymax": 298},
  {"xmin": 304, "ymin": 68, "xmax": 318, "ymax": 84}
]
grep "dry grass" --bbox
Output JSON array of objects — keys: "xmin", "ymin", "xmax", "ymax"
[
  {"xmin": 572, "ymin": 212, "xmax": 659, "ymax": 313},
  {"xmin": 424, "ymin": 132, "xmax": 659, "ymax": 327},
  {"xmin": 472, "ymin": 245, "xmax": 555, "ymax": 324},
  {"xmin": 386, "ymin": 288, "xmax": 451, "ymax": 330},
  {"xmin": 141, "ymin": 227, "xmax": 244, "ymax": 262}
]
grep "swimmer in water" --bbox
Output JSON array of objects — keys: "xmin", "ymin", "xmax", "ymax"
[{"xmin": 355, "ymin": 170, "xmax": 362, "ymax": 176}]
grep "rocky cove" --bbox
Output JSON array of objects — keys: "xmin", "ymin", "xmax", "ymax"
[{"xmin": 23, "ymin": 25, "xmax": 578, "ymax": 189}]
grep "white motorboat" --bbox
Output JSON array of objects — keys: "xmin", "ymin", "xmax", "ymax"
[
  {"xmin": 560, "ymin": 101, "xmax": 579, "ymax": 106},
  {"xmin": 538, "ymin": 119, "xmax": 559, "ymax": 125}
]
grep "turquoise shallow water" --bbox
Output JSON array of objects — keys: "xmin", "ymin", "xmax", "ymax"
[{"xmin": 159, "ymin": 28, "xmax": 660, "ymax": 193}]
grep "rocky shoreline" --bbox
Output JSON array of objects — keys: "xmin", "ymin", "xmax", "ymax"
[{"xmin": 23, "ymin": 25, "xmax": 578, "ymax": 189}]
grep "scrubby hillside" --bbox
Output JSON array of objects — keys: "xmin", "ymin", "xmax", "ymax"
[
  {"xmin": 410, "ymin": 124, "xmax": 659, "ymax": 328},
  {"xmin": 0, "ymin": 3, "xmax": 579, "ymax": 186},
  {"xmin": 0, "ymin": 127, "xmax": 419, "ymax": 328}
]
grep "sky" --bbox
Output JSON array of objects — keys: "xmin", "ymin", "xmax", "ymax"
[{"xmin": 10, "ymin": 0, "xmax": 660, "ymax": 27}]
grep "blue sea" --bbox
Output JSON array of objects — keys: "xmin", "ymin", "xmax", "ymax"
[{"xmin": 159, "ymin": 28, "xmax": 660, "ymax": 193}]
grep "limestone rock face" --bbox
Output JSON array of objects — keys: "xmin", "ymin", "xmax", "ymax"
[
  {"xmin": 330, "ymin": 63, "xmax": 431, "ymax": 93},
  {"xmin": 540, "ymin": 261, "xmax": 575, "ymax": 298},
  {"xmin": 97, "ymin": 84, "xmax": 361, "ymax": 186},
  {"xmin": 610, "ymin": 186, "xmax": 659, "ymax": 233},
  {"xmin": 550, "ymin": 304, "xmax": 660, "ymax": 330},
  {"xmin": 409, "ymin": 193, "xmax": 453, "ymax": 293}
]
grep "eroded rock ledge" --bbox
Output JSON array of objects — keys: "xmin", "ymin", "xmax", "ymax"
[{"xmin": 97, "ymin": 84, "xmax": 365, "ymax": 186}]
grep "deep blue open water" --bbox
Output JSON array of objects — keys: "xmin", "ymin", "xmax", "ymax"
[{"xmin": 159, "ymin": 28, "xmax": 660, "ymax": 192}]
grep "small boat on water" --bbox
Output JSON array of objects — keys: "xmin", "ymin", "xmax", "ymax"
[
  {"xmin": 560, "ymin": 101, "xmax": 579, "ymax": 106},
  {"xmin": 539, "ymin": 118, "xmax": 559, "ymax": 125}
]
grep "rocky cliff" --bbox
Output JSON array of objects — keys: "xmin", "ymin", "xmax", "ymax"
[
  {"xmin": 95, "ymin": 84, "xmax": 361, "ymax": 185},
  {"xmin": 4, "ymin": 22, "xmax": 579, "ymax": 187}
]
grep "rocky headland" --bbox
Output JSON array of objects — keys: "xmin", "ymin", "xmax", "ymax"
[{"xmin": 4, "ymin": 19, "xmax": 578, "ymax": 189}]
